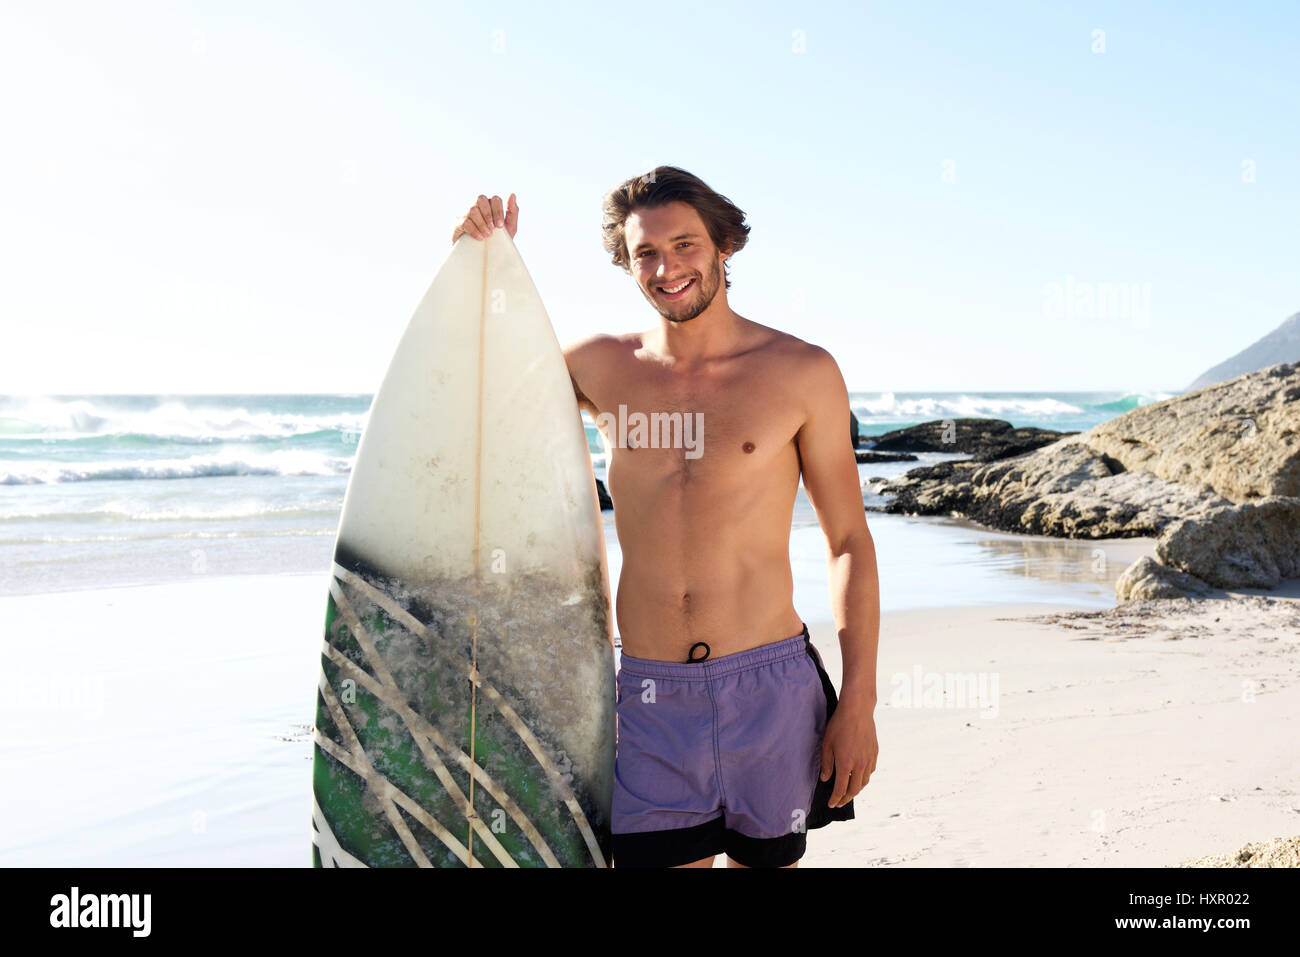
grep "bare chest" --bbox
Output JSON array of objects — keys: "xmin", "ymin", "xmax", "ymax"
[{"xmin": 591, "ymin": 360, "xmax": 804, "ymax": 486}]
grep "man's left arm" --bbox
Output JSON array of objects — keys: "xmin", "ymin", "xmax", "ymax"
[{"xmin": 795, "ymin": 347, "xmax": 880, "ymax": 809}]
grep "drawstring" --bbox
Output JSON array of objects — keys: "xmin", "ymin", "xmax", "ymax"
[{"xmin": 685, "ymin": 624, "xmax": 809, "ymax": 663}]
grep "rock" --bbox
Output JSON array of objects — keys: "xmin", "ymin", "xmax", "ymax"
[
  {"xmin": 876, "ymin": 363, "xmax": 1300, "ymax": 547},
  {"xmin": 850, "ymin": 409, "xmax": 861, "ymax": 449},
  {"xmin": 876, "ymin": 440, "xmax": 1231, "ymax": 538},
  {"xmin": 1175, "ymin": 834, "xmax": 1300, "ymax": 868},
  {"xmin": 971, "ymin": 427, "xmax": 1080, "ymax": 463},
  {"xmin": 869, "ymin": 418, "xmax": 1075, "ymax": 462},
  {"xmin": 595, "ymin": 477, "xmax": 613, "ymax": 511},
  {"xmin": 855, "ymin": 450, "xmax": 917, "ymax": 463},
  {"xmin": 1186, "ymin": 311, "xmax": 1300, "ymax": 391},
  {"xmin": 1085, "ymin": 360, "xmax": 1300, "ymax": 502},
  {"xmin": 1156, "ymin": 496, "xmax": 1300, "ymax": 588},
  {"xmin": 1115, "ymin": 556, "xmax": 1211, "ymax": 601}
]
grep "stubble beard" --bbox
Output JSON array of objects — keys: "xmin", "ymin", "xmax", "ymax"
[{"xmin": 644, "ymin": 256, "xmax": 724, "ymax": 324}]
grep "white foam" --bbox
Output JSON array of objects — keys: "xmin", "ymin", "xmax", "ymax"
[{"xmin": 0, "ymin": 449, "xmax": 352, "ymax": 485}]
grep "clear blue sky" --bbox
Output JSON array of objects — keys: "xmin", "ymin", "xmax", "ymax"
[{"xmin": 2, "ymin": 0, "xmax": 1296, "ymax": 394}]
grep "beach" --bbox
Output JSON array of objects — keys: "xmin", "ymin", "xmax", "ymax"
[
  {"xmin": 803, "ymin": 588, "xmax": 1300, "ymax": 868},
  {"xmin": 3, "ymin": 390, "xmax": 1296, "ymax": 867},
  {"xmin": 3, "ymin": 567, "xmax": 1297, "ymax": 867}
]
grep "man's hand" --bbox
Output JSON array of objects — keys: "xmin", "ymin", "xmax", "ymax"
[
  {"xmin": 452, "ymin": 193, "xmax": 519, "ymax": 244},
  {"xmin": 820, "ymin": 694, "xmax": 878, "ymax": 807}
]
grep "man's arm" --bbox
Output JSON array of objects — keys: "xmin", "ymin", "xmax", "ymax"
[
  {"xmin": 562, "ymin": 334, "xmax": 613, "ymax": 418},
  {"xmin": 795, "ymin": 346, "xmax": 880, "ymax": 809}
]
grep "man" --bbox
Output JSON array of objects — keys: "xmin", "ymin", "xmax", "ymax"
[{"xmin": 451, "ymin": 167, "xmax": 879, "ymax": 868}]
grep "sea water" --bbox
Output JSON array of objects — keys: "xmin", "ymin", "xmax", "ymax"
[{"xmin": 0, "ymin": 391, "xmax": 1169, "ymax": 606}]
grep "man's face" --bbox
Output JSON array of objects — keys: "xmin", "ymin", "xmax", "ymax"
[{"xmin": 625, "ymin": 201, "xmax": 728, "ymax": 323}]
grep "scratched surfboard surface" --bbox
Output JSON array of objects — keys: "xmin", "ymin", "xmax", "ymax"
[{"xmin": 310, "ymin": 229, "xmax": 615, "ymax": 868}]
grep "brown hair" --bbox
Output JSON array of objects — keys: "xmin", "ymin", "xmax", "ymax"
[{"xmin": 601, "ymin": 166, "xmax": 750, "ymax": 290}]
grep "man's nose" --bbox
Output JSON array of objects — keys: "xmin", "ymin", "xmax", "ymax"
[{"xmin": 654, "ymin": 253, "xmax": 680, "ymax": 278}]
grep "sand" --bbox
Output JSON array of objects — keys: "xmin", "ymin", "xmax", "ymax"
[
  {"xmin": 2, "ymin": 572, "xmax": 1297, "ymax": 866},
  {"xmin": 801, "ymin": 587, "xmax": 1300, "ymax": 867}
]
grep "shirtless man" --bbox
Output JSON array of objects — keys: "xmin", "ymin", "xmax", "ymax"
[{"xmin": 451, "ymin": 167, "xmax": 879, "ymax": 868}]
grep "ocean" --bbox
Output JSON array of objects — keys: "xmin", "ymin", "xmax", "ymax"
[{"xmin": 0, "ymin": 391, "xmax": 1171, "ymax": 604}]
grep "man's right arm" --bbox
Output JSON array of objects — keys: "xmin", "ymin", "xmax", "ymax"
[{"xmin": 563, "ymin": 335, "xmax": 611, "ymax": 419}]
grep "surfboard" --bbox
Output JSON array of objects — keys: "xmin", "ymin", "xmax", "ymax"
[{"xmin": 310, "ymin": 228, "xmax": 615, "ymax": 868}]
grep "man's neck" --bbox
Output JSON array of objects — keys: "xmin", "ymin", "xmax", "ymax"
[{"xmin": 648, "ymin": 303, "xmax": 748, "ymax": 366}]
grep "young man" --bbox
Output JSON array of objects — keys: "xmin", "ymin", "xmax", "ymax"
[{"xmin": 451, "ymin": 167, "xmax": 879, "ymax": 868}]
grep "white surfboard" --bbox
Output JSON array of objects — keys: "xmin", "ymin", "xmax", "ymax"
[{"xmin": 310, "ymin": 228, "xmax": 615, "ymax": 868}]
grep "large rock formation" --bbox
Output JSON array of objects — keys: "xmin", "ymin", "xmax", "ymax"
[
  {"xmin": 876, "ymin": 363, "xmax": 1300, "ymax": 560},
  {"xmin": 1156, "ymin": 496, "xmax": 1300, "ymax": 588},
  {"xmin": 1088, "ymin": 361, "xmax": 1300, "ymax": 501},
  {"xmin": 878, "ymin": 440, "xmax": 1231, "ymax": 538},
  {"xmin": 1186, "ymin": 311, "xmax": 1300, "ymax": 391}
]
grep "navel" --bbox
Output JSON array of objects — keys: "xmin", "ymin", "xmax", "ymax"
[{"xmin": 742, "ymin": 441, "xmax": 756, "ymax": 454}]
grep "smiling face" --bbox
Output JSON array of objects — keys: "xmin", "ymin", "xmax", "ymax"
[{"xmin": 625, "ymin": 201, "xmax": 730, "ymax": 323}]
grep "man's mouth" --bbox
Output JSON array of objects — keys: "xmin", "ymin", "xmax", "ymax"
[{"xmin": 657, "ymin": 278, "xmax": 695, "ymax": 300}]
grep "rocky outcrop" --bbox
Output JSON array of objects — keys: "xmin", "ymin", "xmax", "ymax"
[
  {"xmin": 1115, "ymin": 556, "xmax": 1210, "ymax": 601},
  {"xmin": 1088, "ymin": 361, "xmax": 1300, "ymax": 501},
  {"xmin": 1156, "ymin": 496, "xmax": 1300, "ymax": 588},
  {"xmin": 869, "ymin": 418, "xmax": 1076, "ymax": 463},
  {"xmin": 877, "ymin": 440, "xmax": 1231, "ymax": 537},
  {"xmin": 876, "ymin": 363, "xmax": 1300, "ymax": 546},
  {"xmin": 1113, "ymin": 496, "xmax": 1300, "ymax": 600},
  {"xmin": 1175, "ymin": 834, "xmax": 1300, "ymax": 868},
  {"xmin": 1186, "ymin": 311, "xmax": 1300, "ymax": 391}
]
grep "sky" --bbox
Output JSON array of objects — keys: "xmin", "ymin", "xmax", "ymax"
[{"xmin": 1, "ymin": 0, "xmax": 1297, "ymax": 395}]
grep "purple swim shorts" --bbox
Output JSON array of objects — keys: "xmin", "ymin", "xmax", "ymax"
[{"xmin": 610, "ymin": 622, "xmax": 854, "ymax": 868}]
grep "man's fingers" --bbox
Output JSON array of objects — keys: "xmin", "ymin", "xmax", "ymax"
[
  {"xmin": 475, "ymin": 194, "xmax": 495, "ymax": 229},
  {"xmin": 466, "ymin": 206, "xmax": 491, "ymax": 240},
  {"xmin": 819, "ymin": 741, "xmax": 833, "ymax": 783},
  {"xmin": 505, "ymin": 193, "xmax": 519, "ymax": 236},
  {"xmin": 452, "ymin": 194, "xmax": 516, "ymax": 245},
  {"xmin": 829, "ymin": 765, "xmax": 851, "ymax": 808},
  {"xmin": 847, "ymin": 766, "xmax": 869, "ymax": 800}
]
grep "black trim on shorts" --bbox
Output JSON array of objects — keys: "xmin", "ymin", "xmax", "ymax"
[
  {"xmin": 724, "ymin": 828, "xmax": 806, "ymax": 868},
  {"xmin": 611, "ymin": 817, "xmax": 808, "ymax": 869},
  {"xmin": 803, "ymin": 625, "xmax": 856, "ymax": 829},
  {"xmin": 612, "ymin": 817, "xmax": 725, "ymax": 868}
]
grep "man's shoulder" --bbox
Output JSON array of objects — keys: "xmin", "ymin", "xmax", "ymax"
[
  {"xmin": 747, "ymin": 323, "xmax": 839, "ymax": 377},
  {"xmin": 563, "ymin": 331, "xmax": 641, "ymax": 361}
]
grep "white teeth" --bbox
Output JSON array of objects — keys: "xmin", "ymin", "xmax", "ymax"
[{"xmin": 661, "ymin": 279, "xmax": 692, "ymax": 294}]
